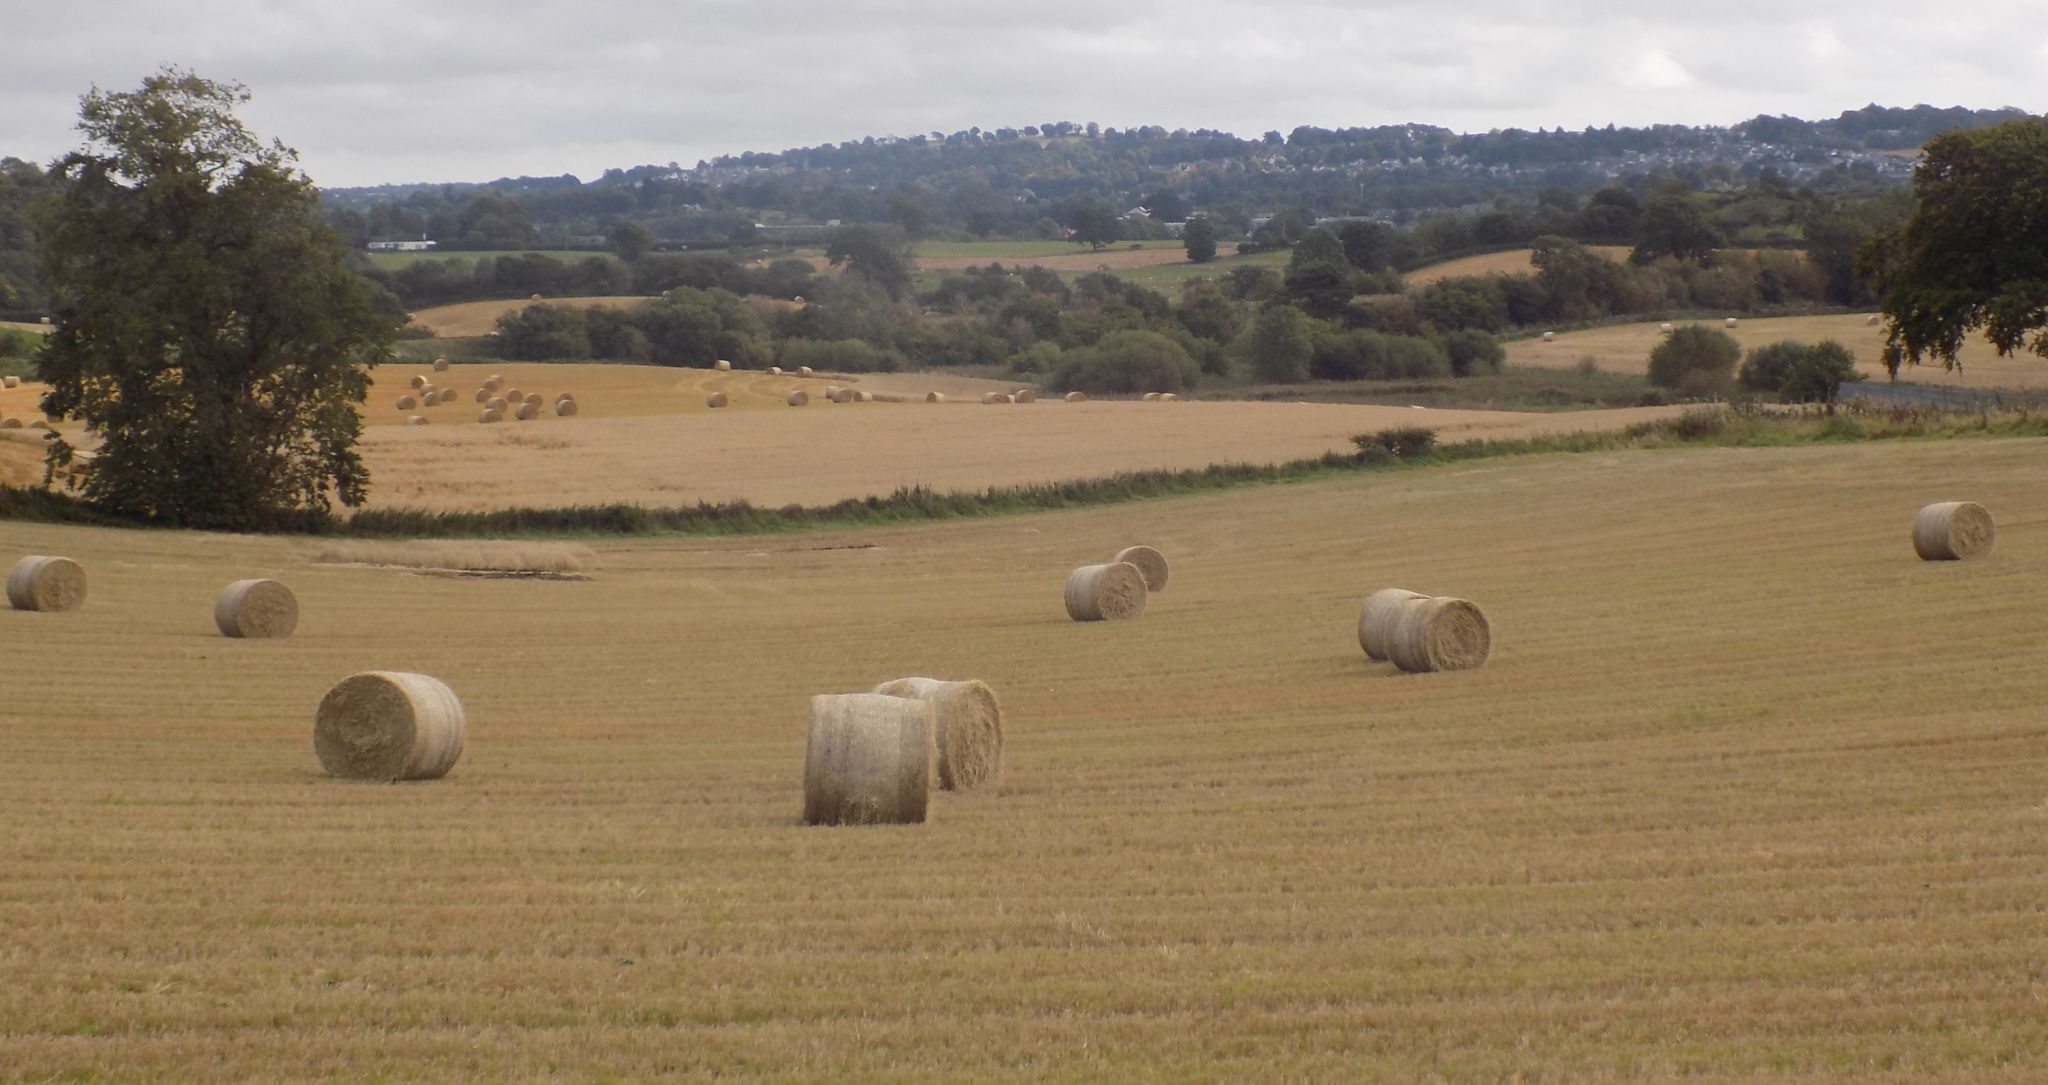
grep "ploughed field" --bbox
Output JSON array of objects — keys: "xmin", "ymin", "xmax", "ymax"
[
  {"xmin": 350, "ymin": 361, "xmax": 1685, "ymax": 510},
  {"xmin": 1512, "ymin": 314, "xmax": 2048, "ymax": 390},
  {"xmin": 1, "ymin": 436, "xmax": 2044, "ymax": 1081}
]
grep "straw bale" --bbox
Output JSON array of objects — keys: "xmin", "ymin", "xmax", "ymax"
[
  {"xmin": 440, "ymin": 388, "xmax": 459, "ymax": 404},
  {"xmin": 799, "ymin": 366, "xmax": 815, "ymax": 377},
  {"xmin": 871, "ymin": 677, "xmax": 1004, "ymax": 791},
  {"xmin": 802, "ymin": 693, "xmax": 935, "ymax": 825},
  {"xmin": 1385, "ymin": 595, "xmax": 1492, "ymax": 673},
  {"xmin": 1912, "ymin": 501, "xmax": 1993, "ymax": 561},
  {"xmin": 5, "ymin": 555, "xmax": 85, "ymax": 612},
  {"xmin": 432, "ymin": 357, "xmax": 449, "ymax": 371},
  {"xmin": 786, "ymin": 390, "xmax": 809, "ymax": 406},
  {"xmin": 408, "ymin": 374, "xmax": 426, "ymax": 389},
  {"xmin": 1659, "ymin": 322, "xmax": 1674, "ymax": 333},
  {"xmin": 1357, "ymin": 588, "xmax": 1427, "ymax": 660},
  {"xmin": 0, "ymin": 417, "xmax": 18, "ymax": 428},
  {"xmin": 405, "ymin": 415, "xmax": 428, "ymax": 426},
  {"xmin": 1160, "ymin": 393, "xmax": 1182, "ymax": 401},
  {"xmin": 555, "ymin": 398, "xmax": 579, "ymax": 416},
  {"xmin": 769, "ymin": 366, "xmax": 783, "ymax": 376},
  {"xmin": 1724, "ymin": 317, "xmax": 1739, "ymax": 328},
  {"xmin": 214, "ymin": 578, "xmax": 299, "ymax": 638},
  {"xmin": 714, "ymin": 359, "xmax": 731, "ymax": 371},
  {"xmin": 478, "ymin": 407, "xmax": 503, "ymax": 424},
  {"xmin": 1064, "ymin": 561, "xmax": 1147, "ymax": 622},
  {"xmin": 981, "ymin": 391, "xmax": 1012, "ymax": 404},
  {"xmin": 1541, "ymin": 331, "xmax": 1555, "ymax": 342},
  {"xmin": 523, "ymin": 393, "xmax": 541, "ymax": 407},
  {"xmin": 504, "ymin": 387, "xmax": 522, "ymax": 404},
  {"xmin": 1064, "ymin": 391, "xmax": 1086, "ymax": 402},
  {"xmin": 926, "ymin": 392, "xmax": 946, "ymax": 403},
  {"xmin": 1013, "ymin": 389, "xmax": 1037, "ymax": 403},
  {"xmin": 314, "ymin": 671, "xmax": 466, "ymax": 781},
  {"xmin": 1141, "ymin": 392, "xmax": 1161, "ymax": 401},
  {"xmin": 1111, "ymin": 545, "xmax": 1169, "ymax": 592},
  {"xmin": 856, "ymin": 390, "xmax": 873, "ymax": 402},
  {"xmin": 486, "ymin": 396, "xmax": 508, "ymax": 411},
  {"xmin": 394, "ymin": 394, "xmax": 417, "ymax": 410},
  {"xmin": 2, "ymin": 375, "xmax": 19, "ymax": 388},
  {"xmin": 474, "ymin": 387, "xmax": 490, "ymax": 403},
  {"xmin": 1865, "ymin": 314, "xmax": 1881, "ymax": 326},
  {"xmin": 706, "ymin": 392, "xmax": 729, "ymax": 408},
  {"xmin": 28, "ymin": 420, "xmax": 49, "ymax": 430},
  {"xmin": 514, "ymin": 401, "xmax": 537, "ymax": 420},
  {"xmin": 833, "ymin": 388, "xmax": 859, "ymax": 404}
]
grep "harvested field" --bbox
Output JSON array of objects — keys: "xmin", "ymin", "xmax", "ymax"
[
  {"xmin": 354, "ymin": 376, "xmax": 1685, "ymax": 509},
  {"xmin": 407, "ymin": 296, "xmax": 656, "ymax": 338},
  {"xmin": 1402, "ymin": 245, "xmax": 1632, "ymax": 287},
  {"xmin": 0, "ymin": 320, "xmax": 52, "ymax": 335},
  {"xmin": 0, "ymin": 437, "xmax": 2043, "ymax": 1080},
  {"xmin": 1511, "ymin": 314, "xmax": 2048, "ymax": 390},
  {"xmin": 918, "ymin": 242, "xmax": 1195, "ymax": 273}
]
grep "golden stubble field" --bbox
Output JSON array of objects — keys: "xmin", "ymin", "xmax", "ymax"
[
  {"xmin": 351, "ymin": 361, "xmax": 1685, "ymax": 510},
  {"xmin": 1401, "ymin": 245, "xmax": 1634, "ymax": 287},
  {"xmin": 1, "ymin": 437, "xmax": 2045, "ymax": 1081},
  {"xmin": 1512, "ymin": 314, "xmax": 2048, "ymax": 390}
]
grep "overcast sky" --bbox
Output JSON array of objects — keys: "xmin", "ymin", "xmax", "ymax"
[{"xmin": 4, "ymin": 1, "xmax": 2044, "ymax": 189}]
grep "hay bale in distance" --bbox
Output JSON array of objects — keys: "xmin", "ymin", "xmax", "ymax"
[
  {"xmin": 440, "ymin": 388, "xmax": 459, "ymax": 404},
  {"xmin": 473, "ymin": 388, "xmax": 490, "ymax": 403},
  {"xmin": 432, "ymin": 357, "xmax": 449, "ymax": 371},
  {"xmin": 1724, "ymin": 317, "xmax": 1739, "ymax": 328},
  {"xmin": 478, "ymin": 407, "xmax": 503, "ymax": 424},
  {"xmin": 2, "ymin": 375, "xmax": 19, "ymax": 388},
  {"xmin": 714, "ymin": 359, "xmax": 731, "ymax": 371},
  {"xmin": 1064, "ymin": 561, "xmax": 1147, "ymax": 622},
  {"xmin": 1542, "ymin": 331, "xmax": 1555, "ymax": 342},
  {"xmin": 1160, "ymin": 393, "xmax": 1182, "ymax": 401},
  {"xmin": 981, "ymin": 391, "xmax": 1011, "ymax": 404},
  {"xmin": 798, "ymin": 366, "xmax": 815, "ymax": 377},
  {"xmin": 555, "ymin": 398, "xmax": 579, "ymax": 416},
  {"xmin": 769, "ymin": 366, "xmax": 783, "ymax": 376},
  {"xmin": 405, "ymin": 415, "xmax": 428, "ymax": 426},
  {"xmin": 1385, "ymin": 595, "xmax": 1492, "ymax": 673},
  {"xmin": 1659, "ymin": 322, "xmax": 1674, "ymax": 333},
  {"xmin": 705, "ymin": 392, "xmax": 729, "ymax": 408},
  {"xmin": 522, "ymin": 393, "xmax": 541, "ymax": 407},
  {"xmin": 394, "ymin": 394, "xmax": 417, "ymax": 410},
  {"xmin": 214, "ymin": 578, "xmax": 299, "ymax": 638},
  {"xmin": 802, "ymin": 693, "xmax": 935, "ymax": 825},
  {"xmin": 1111, "ymin": 545, "xmax": 1169, "ymax": 592},
  {"xmin": 409, "ymin": 374, "xmax": 426, "ymax": 389},
  {"xmin": 1064, "ymin": 391, "xmax": 1086, "ymax": 402},
  {"xmin": 1912, "ymin": 501, "xmax": 1994, "ymax": 561},
  {"xmin": 786, "ymin": 390, "xmax": 809, "ymax": 406},
  {"xmin": 6, "ymin": 555, "xmax": 86, "ymax": 612},
  {"xmin": 855, "ymin": 390, "xmax": 873, "ymax": 402},
  {"xmin": 0, "ymin": 417, "xmax": 19, "ymax": 429},
  {"xmin": 926, "ymin": 391, "xmax": 946, "ymax": 403},
  {"xmin": 515, "ymin": 401, "xmax": 538, "ymax": 420},
  {"xmin": 1013, "ymin": 389, "xmax": 1037, "ymax": 403},
  {"xmin": 486, "ymin": 376, "xmax": 503, "ymax": 390},
  {"xmin": 871, "ymin": 677, "xmax": 1003, "ymax": 791},
  {"xmin": 1865, "ymin": 314, "xmax": 1881, "ymax": 326},
  {"xmin": 486, "ymin": 396, "xmax": 508, "ymax": 412},
  {"xmin": 314, "ymin": 671, "xmax": 466, "ymax": 781},
  {"xmin": 1357, "ymin": 587, "xmax": 1427, "ymax": 660},
  {"xmin": 503, "ymin": 387, "xmax": 523, "ymax": 404},
  {"xmin": 1141, "ymin": 392, "xmax": 1162, "ymax": 401},
  {"xmin": 833, "ymin": 388, "xmax": 859, "ymax": 404},
  {"xmin": 27, "ymin": 420, "xmax": 49, "ymax": 430}
]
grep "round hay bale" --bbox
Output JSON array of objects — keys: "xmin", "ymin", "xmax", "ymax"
[
  {"xmin": 871, "ymin": 677, "xmax": 1003, "ymax": 791},
  {"xmin": 1064, "ymin": 561, "xmax": 1147, "ymax": 622},
  {"xmin": 515, "ymin": 401, "xmax": 538, "ymax": 420},
  {"xmin": 786, "ymin": 390, "xmax": 809, "ymax": 406},
  {"xmin": 440, "ymin": 388, "xmax": 459, "ymax": 404},
  {"xmin": 1912, "ymin": 501, "xmax": 1993, "ymax": 561},
  {"xmin": 705, "ymin": 392, "xmax": 729, "ymax": 408},
  {"xmin": 1385, "ymin": 596, "xmax": 1492, "ymax": 673},
  {"xmin": 2, "ymin": 375, "xmax": 18, "ymax": 388},
  {"xmin": 1013, "ymin": 389, "xmax": 1037, "ymax": 403},
  {"xmin": 799, "ymin": 366, "xmax": 815, "ymax": 377},
  {"xmin": 432, "ymin": 357, "xmax": 449, "ymax": 371},
  {"xmin": 0, "ymin": 417, "xmax": 19, "ymax": 429},
  {"xmin": 6, "ymin": 555, "xmax": 85, "ymax": 612},
  {"xmin": 522, "ymin": 393, "xmax": 542, "ymax": 407},
  {"xmin": 478, "ymin": 407, "xmax": 503, "ymax": 424},
  {"xmin": 833, "ymin": 388, "xmax": 858, "ymax": 404},
  {"xmin": 1865, "ymin": 314, "xmax": 1881, "ymax": 326},
  {"xmin": 1141, "ymin": 392, "xmax": 1162, "ymax": 401},
  {"xmin": 394, "ymin": 394, "xmax": 417, "ymax": 410},
  {"xmin": 486, "ymin": 376, "xmax": 503, "ymax": 389},
  {"xmin": 486, "ymin": 396, "xmax": 508, "ymax": 412},
  {"xmin": 1064, "ymin": 391, "xmax": 1086, "ymax": 403},
  {"xmin": 555, "ymin": 398, "xmax": 579, "ymax": 416},
  {"xmin": 1357, "ymin": 588, "xmax": 1428, "ymax": 660},
  {"xmin": 1724, "ymin": 317, "xmax": 1739, "ymax": 328},
  {"xmin": 314, "ymin": 671, "xmax": 466, "ymax": 781},
  {"xmin": 405, "ymin": 415, "xmax": 428, "ymax": 426},
  {"xmin": 802, "ymin": 693, "xmax": 935, "ymax": 825},
  {"xmin": 420, "ymin": 383, "xmax": 438, "ymax": 399},
  {"xmin": 823, "ymin": 385, "xmax": 843, "ymax": 400},
  {"xmin": 503, "ymin": 387, "xmax": 523, "ymax": 404},
  {"xmin": 214, "ymin": 578, "xmax": 298, "ymax": 638},
  {"xmin": 409, "ymin": 374, "xmax": 426, "ymax": 389},
  {"xmin": 27, "ymin": 420, "xmax": 49, "ymax": 430},
  {"xmin": 555, "ymin": 391, "xmax": 574, "ymax": 404},
  {"xmin": 855, "ymin": 390, "xmax": 874, "ymax": 402},
  {"xmin": 769, "ymin": 366, "xmax": 783, "ymax": 376},
  {"xmin": 529, "ymin": 292, "xmax": 543, "ymax": 301},
  {"xmin": 1542, "ymin": 331, "xmax": 1555, "ymax": 342},
  {"xmin": 925, "ymin": 391, "xmax": 946, "ymax": 403},
  {"xmin": 981, "ymin": 391, "xmax": 1011, "ymax": 405},
  {"xmin": 1111, "ymin": 545, "xmax": 1169, "ymax": 592},
  {"xmin": 1659, "ymin": 322, "xmax": 1674, "ymax": 333},
  {"xmin": 473, "ymin": 387, "xmax": 490, "ymax": 403},
  {"xmin": 1160, "ymin": 393, "xmax": 1182, "ymax": 402},
  {"xmin": 714, "ymin": 359, "xmax": 731, "ymax": 371}
]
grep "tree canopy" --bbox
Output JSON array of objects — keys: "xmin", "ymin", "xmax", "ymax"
[
  {"xmin": 1863, "ymin": 117, "xmax": 2048, "ymax": 374},
  {"xmin": 35, "ymin": 68, "xmax": 399, "ymax": 528}
]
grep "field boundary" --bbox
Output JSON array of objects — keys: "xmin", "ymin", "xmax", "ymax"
[{"xmin": 5, "ymin": 406, "xmax": 2042, "ymax": 539}]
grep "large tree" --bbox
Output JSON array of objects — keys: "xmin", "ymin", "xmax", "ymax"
[
  {"xmin": 36, "ymin": 68, "xmax": 399, "ymax": 529},
  {"xmin": 1862, "ymin": 118, "xmax": 2048, "ymax": 374}
]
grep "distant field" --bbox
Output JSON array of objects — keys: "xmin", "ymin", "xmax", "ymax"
[
  {"xmin": 408, "ymin": 296, "xmax": 656, "ymax": 338},
  {"xmin": 0, "ymin": 320, "xmax": 52, "ymax": 335},
  {"xmin": 1, "ymin": 436, "xmax": 2043, "ymax": 1080},
  {"xmin": 1510, "ymin": 314, "xmax": 2048, "ymax": 390},
  {"xmin": 1403, "ymin": 245, "xmax": 1633, "ymax": 287},
  {"xmin": 363, "ymin": 248, "xmax": 613, "ymax": 271}
]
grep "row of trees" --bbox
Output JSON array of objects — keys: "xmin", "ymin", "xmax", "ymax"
[{"xmin": 1646, "ymin": 327, "xmax": 1859, "ymax": 403}]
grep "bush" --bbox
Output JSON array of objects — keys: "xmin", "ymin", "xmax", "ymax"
[
  {"xmin": 1739, "ymin": 338, "xmax": 1861, "ymax": 404},
  {"xmin": 778, "ymin": 338, "xmax": 901, "ymax": 374},
  {"xmin": 493, "ymin": 304, "xmax": 590, "ymax": 360},
  {"xmin": 1440, "ymin": 329, "xmax": 1505, "ymax": 377},
  {"xmin": 1737, "ymin": 339, "xmax": 1809, "ymax": 394},
  {"xmin": 1647, "ymin": 324, "xmax": 1739, "ymax": 395},
  {"xmin": 1351, "ymin": 426, "xmax": 1437, "ymax": 459},
  {"xmin": 1050, "ymin": 330, "xmax": 1198, "ymax": 394}
]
